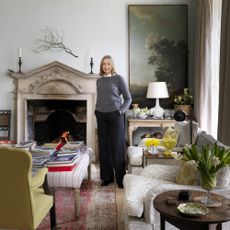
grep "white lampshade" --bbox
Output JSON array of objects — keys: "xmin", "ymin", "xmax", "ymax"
[
  {"xmin": 146, "ymin": 82, "xmax": 169, "ymax": 118},
  {"xmin": 146, "ymin": 82, "xmax": 169, "ymax": 99}
]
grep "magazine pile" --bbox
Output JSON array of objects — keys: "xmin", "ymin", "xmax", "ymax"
[{"xmin": 31, "ymin": 141, "xmax": 84, "ymax": 172}]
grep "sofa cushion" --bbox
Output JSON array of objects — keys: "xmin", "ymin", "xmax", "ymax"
[
  {"xmin": 196, "ymin": 132, "xmax": 226, "ymax": 151},
  {"xmin": 216, "ymin": 167, "xmax": 230, "ymax": 188},
  {"xmin": 174, "ymin": 121, "xmax": 199, "ymax": 146},
  {"xmin": 163, "ymin": 127, "xmax": 179, "ymax": 143},
  {"xmin": 175, "ymin": 163, "xmax": 230, "ymax": 188},
  {"xmin": 175, "ymin": 161, "xmax": 199, "ymax": 185},
  {"xmin": 140, "ymin": 164, "xmax": 179, "ymax": 182}
]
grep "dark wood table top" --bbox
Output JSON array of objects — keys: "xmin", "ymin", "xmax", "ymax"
[
  {"xmin": 153, "ymin": 190, "xmax": 230, "ymax": 225},
  {"xmin": 144, "ymin": 150, "xmax": 174, "ymax": 159}
]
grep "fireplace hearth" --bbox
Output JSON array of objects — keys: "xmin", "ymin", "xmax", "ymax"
[{"xmin": 28, "ymin": 100, "xmax": 86, "ymax": 145}]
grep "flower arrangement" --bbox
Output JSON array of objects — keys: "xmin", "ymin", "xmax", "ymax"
[
  {"xmin": 172, "ymin": 144, "xmax": 230, "ymax": 191},
  {"xmin": 145, "ymin": 138, "xmax": 161, "ymax": 154},
  {"xmin": 174, "ymin": 88, "xmax": 193, "ymax": 105},
  {"xmin": 145, "ymin": 138, "xmax": 161, "ymax": 147},
  {"xmin": 132, "ymin": 107, "xmax": 150, "ymax": 118}
]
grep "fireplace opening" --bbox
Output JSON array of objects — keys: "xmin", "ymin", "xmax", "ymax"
[{"xmin": 27, "ymin": 100, "xmax": 86, "ymax": 145}]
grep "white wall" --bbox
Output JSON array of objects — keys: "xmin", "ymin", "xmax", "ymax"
[
  {"xmin": 0, "ymin": 0, "xmax": 198, "ymax": 142},
  {"xmin": 0, "ymin": 0, "xmax": 196, "ymax": 110}
]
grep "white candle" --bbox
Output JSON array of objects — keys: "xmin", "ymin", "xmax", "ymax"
[{"xmin": 18, "ymin": 48, "xmax": 22, "ymax": 58}]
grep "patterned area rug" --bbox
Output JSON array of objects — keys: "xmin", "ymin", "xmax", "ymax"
[{"xmin": 38, "ymin": 179, "xmax": 117, "ymax": 230}]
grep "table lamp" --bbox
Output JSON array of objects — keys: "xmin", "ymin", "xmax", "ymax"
[{"xmin": 146, "ymin": 82, "xmax": 169, "ymax": 118}]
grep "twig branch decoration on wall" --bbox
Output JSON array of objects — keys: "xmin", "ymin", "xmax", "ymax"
[{"xmin": 32, "ymin": 26, "xmax": 78, "ymax": 58}]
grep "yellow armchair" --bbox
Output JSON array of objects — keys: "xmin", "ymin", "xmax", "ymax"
[{"xmin": 0, "ymin": 146, "xmax": 56, "ymax": 230}]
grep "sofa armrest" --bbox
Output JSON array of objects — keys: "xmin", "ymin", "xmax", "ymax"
[
  {"xmin": 143, "ymin": 184, "xmax": 203, "ymax": 225},
  {"xmin": 123, "ymin": 174, "xmax": 156, "ymax": 218},
  {"xmin": 123, "ymin": 174, "xmax": 175, "ymax": 219},
  {"xmin": 144, "ymin": 188, "xmax": 157, "ymax": 224},
  {"xmin": 127, "ymin": 146, "xmax": 144, "ymax": 166}
]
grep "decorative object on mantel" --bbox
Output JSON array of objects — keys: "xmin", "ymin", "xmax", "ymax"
[
  {"xmin": 18, "ymin": 48, "xmax": 22, "ymax": 73},
  {"xmin": 31, "ymin": 26, "xmax": 78, "ymax": 58},
  {"xmin": 8, "ymin": 69, "xmax": 15, "ymax": 74},
  {"xmin": 174, "ymin": 88, "xmax": 193, "ymax": 115},
  {"xmin": 90, "ymin": 57, "xmax": 94, "ymax": 74},
  {"xmin": 146, "ymin": 82, "xmax": 169, "ymax": 118}
]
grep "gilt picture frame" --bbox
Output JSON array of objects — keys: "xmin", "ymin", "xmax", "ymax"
[{"xmin": 128, "ymin": 5, "xmax": 188, "ymax": 108}]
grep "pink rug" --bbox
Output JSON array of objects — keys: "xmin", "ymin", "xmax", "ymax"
[{"xmin": 37, "ymin": 180, "xmax": 117, "ymax": 230}]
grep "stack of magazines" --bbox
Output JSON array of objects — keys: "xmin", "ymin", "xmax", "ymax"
[
  {"xmin": 30, "ymin": 141, "xmax": 84, "ymax": 171},
  {"xmin": 42, "ymin": 141, "xmax": 84, "ymax": 152},
  {"xmin": 32, "ymin": 156, "xmax": 53, "ymax": 168},
  {"xmin": 47, "ymin": 154, "xmax": 79, "ymax": 172}
]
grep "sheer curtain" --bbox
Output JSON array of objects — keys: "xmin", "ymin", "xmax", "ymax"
[
  {"xmin": 194, "ymin": 0, "xmax": 222, "ymax": 138},
  {"xmin": 218, "ymin": 0, "xmax": 230, "ymax": 145}
]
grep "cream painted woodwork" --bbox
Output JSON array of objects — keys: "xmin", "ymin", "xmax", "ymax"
[
  {"xmin": 128, "ymin": 118, "xmax": 176, "ymax": 146},
  {"xmin": 10, "ymin": 61, "xmax": 100, "ymax": 161}
]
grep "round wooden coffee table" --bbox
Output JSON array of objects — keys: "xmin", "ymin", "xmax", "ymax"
[{"xmin": 153, "ymin": 190, "xmax": 230, "ymax": 230}]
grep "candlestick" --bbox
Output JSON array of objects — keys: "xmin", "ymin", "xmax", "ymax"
[
  {"xmin": 18, "ymin": 48, "xmax": 22, "ymax": 58},
  {"xmin": 90, "ymin": 57, "xmax": 94, "ymax": 74},
  {"xmin": 18, "ymin": 57, "xmax": 22, "ymax": 73}
]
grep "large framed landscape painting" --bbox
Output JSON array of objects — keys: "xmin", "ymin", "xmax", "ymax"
[{"xmin": 128, "ymin": 5, "xmax": 188, "ymax": 108}]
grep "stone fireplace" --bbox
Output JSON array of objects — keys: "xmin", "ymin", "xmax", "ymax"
[{"xmin": 10, "ymin": 61, "xmax": 99, "ymax": 161}]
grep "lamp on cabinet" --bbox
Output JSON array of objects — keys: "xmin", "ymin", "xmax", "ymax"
[{"xmin": 146, "ymin": 82, "xmax": 169, "ymax": 118}]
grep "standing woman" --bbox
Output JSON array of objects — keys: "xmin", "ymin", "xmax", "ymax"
[{"xmin": 95, "ymin": 55, "xmax": 132, "ymax": 188}]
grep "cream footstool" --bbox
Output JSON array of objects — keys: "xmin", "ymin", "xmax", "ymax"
[{"xmin": 47, "ymin": 146, "xmax": 92, "ymax": 216}]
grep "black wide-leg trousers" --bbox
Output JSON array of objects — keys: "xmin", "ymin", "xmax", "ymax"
[{"xmin": 95, "ymin": 110, "xmax": 126, "ymax": 185}]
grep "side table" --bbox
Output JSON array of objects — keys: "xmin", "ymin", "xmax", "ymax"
[
  {"xmin": 153, "ymin": 190, "xmax": 230, "ymax": 230},
  {"xmin": 47, "ymin": 146, "xmax": 92, "ymax": 217},
  {"xmin": 143, "ymin": 150, "xmax": 179, "ymax": 167},
  {"xmin": 128, "ymin": 118, "xmax": 175, "ymax": 145}
]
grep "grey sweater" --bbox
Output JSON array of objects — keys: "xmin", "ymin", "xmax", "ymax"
[{"xmin": 96, "ymin": 74, "xmax": 132, "ymax": 113}]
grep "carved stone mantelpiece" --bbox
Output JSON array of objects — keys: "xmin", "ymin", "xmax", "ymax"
[{"xmin": 10, "ymin": 61, "xmax": 100, "ymax": 160}]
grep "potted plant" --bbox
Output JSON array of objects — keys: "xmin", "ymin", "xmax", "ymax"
[
  {"xmin": 172, "ymin": 144, "xmax": 230, "ymax": 204},
  {"xmin": 174, "ymin": 88, "xmax": 193, "ymax": 115}
]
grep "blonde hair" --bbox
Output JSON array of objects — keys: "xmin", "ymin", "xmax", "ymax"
[{"xmin": 99, "ymin": 55, "xmax": 116, "ymax": 76}]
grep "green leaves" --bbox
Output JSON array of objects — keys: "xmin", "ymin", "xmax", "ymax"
[
  {"xmin": 182, "ymin": 143, "xmax": 230, "ymax": 174},
  {"xmin": 174, "ymin": 88, "xmax": 193, "ymax": 105}
]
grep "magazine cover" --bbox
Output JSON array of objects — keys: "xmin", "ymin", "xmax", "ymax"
[{"xmin": 48, "ymin": 154, "xmax": 78, "ymax": 165}]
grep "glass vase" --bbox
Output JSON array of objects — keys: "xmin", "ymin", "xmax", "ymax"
[
  {"xmin": 200, "ymin": 171, "xmax": 218, "ymax": 204},
  {"xmin": 149, "ymin": 146, "xmax": 157, "ymax": 155}
]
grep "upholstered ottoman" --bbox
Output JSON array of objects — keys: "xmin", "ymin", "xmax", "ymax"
[{"xmin": 47, "ymin": 146, "xmax": 92, "ymax": 216}]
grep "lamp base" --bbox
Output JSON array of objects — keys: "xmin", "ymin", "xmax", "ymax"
[
  {"xmin": 149, "ymin": 98, "xmax": 165, "ymax": 118},
  {"xmin": 150, "ymin": 106, "xmax": 164, "ymax": 118}
]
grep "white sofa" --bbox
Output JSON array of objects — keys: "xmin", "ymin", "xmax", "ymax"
[{"xmin": 124, "ymin": 132, "xmax": 230, "ymax": 230}]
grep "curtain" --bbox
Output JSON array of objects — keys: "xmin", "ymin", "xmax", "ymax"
[
  {"xmin": 194, "ymin": 0, "xmax": 212, "ymax": 135},
  {"xmin": 194, "ymin": 0, "xmax": 222, "ymax": 138},
  {"xmin": 218, "ymin": 0, "xmax": 230, "ymax": 145}
]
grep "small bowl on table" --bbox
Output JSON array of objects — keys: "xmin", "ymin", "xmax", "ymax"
[{"xmin": 137, "ymin": 114, "xmax": 148, "ymax": 119}]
